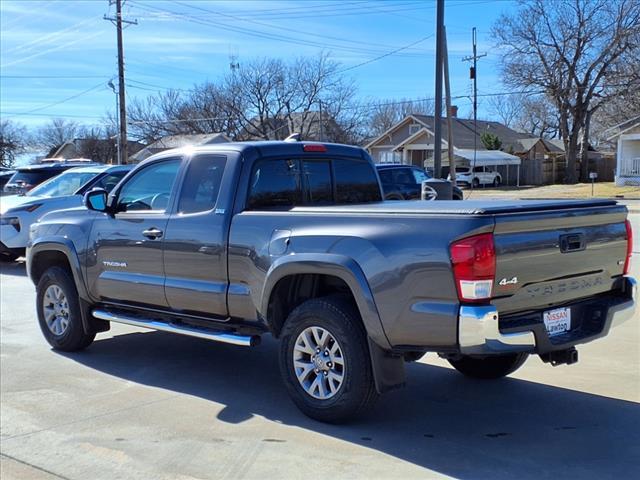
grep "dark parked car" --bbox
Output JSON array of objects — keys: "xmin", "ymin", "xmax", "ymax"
[
  {"xmin": 376, "ymin": 164, "xmax": 463, "ymax": 200},
  {"xmin": 27, "ymin": 142, "xmax": 636, "ymax": 423},
  {"xmin": 3, "ymin": 162, "xmax": 98, "ymax": 195}
]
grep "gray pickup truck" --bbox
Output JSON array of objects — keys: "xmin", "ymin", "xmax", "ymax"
[{"xmin": 27, "ymin": 141, "xmax": 636, "ymax": 423}]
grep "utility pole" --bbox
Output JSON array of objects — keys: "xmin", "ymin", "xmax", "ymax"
[
  {"xmin": 443, "ymin": 26, "xmax": 456, "ymax": 182},
  {"xmin": 318, "ymin": 100, "xmax": 324, "ymax": 142},
  {"xmin": 462, "ymin": 27, "xmax": 486, "ymax": 188},
  {"xmin": 104, "ymin": 0, "xmax": 136, "ymax": 164},
  {"xmin": 433, "ymin": 0, "xmax": 445, "ymax": 178}
]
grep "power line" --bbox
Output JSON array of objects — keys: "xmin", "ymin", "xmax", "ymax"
[
  {"xmin": 1, "ymin": 75, "xmax": 110, "ymax": 79},
  {"xmin": 173, "ymin": 0, "xmax": 430, "ymax": 53},
  {"xmin": 338, "ymin": 34, "xmax": 434, "ymax": 74},
  {"xmin": 128, "ymin": 1, "xmax": 428, "ymax": 58},
  {"xmin": 3, "ymin": 81, "xmax": 108, "ymax": 116}
]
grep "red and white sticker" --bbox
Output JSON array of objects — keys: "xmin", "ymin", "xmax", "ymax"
[{"xmin": 544, "ymin": 307, "xmax": 571, "ymax": 337}]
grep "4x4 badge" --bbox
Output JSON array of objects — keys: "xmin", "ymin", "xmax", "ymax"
[{"xmin": 499, "ymin": 277, "xmax": 518, "ymax": 286}]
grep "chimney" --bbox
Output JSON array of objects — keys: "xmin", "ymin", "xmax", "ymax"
[{"xmin": 448, "ymin": 105, "xmax": 458, "ymax": 118}]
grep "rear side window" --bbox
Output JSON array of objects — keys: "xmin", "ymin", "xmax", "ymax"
[
  {"xmin": 9, "ymin": 170, "xmax": 59, "ymax": 186},
  {"xmin": 248, "ymin": 159, "xmax": 302, "ymax": 209},
  {"xmin": 178, "ymin": 155, "xmax": 226, "ymax": 214},
  {"xmin": 392, "ymin": 168, "xmax": 415, "ymax": 185},
  {"xmin": 302, "ymin": 160, "xmax": 332, "ymax": 204},
  {"xmin": 378, "ymin": 169, "xmax": 392, "ymax": 185},
  {"xmin": 334, "ymin": 159, "xmax": 382, "ymax": 204},
  {"xmin": 247, "ymin": 157, "xmax": 381, "ymax": 209}
]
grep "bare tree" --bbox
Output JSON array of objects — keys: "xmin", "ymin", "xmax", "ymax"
[
  {"xmin": 493, "ymin": 0, "xmax": 640, "ymax": 182},
  {"xmin": 35, "ymin": 118, "xmax": 79, "ymax": 155},
  {"xmin": 366, "ymin": 98, "xmax": 435, "ymax": 137},
  {"xmin": 513, "ymin": 95, "xmax": 561, "ymax": 138},
  {"xmin": 486, "ymin": 94, "xmax": 523, "ymax": 128},
  {"xmin": 0, "ymin": 119, "xmax": 27, "ymax": 168}
]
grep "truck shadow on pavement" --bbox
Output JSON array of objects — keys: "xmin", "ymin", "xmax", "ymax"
[
  {"xmin": 63, "ymin": 330, "xmax": 640, "ymax": 480},
  {"xmin": 0, "ymin": 260, "xmax": 27, "ymax": 277}
]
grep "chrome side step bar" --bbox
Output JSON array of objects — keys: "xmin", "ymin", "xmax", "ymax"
[{"xmin": 92, "ymin": 309, "xmax": 259, "ymax": 347}]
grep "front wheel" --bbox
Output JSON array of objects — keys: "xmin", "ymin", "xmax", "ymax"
[
  {"xmin": 448, "ymin": 353, "xmax": 528, "ymax": 379},
  {"xmin": 279, "ymin": 296, "xmax": 378, "ymax": 423},
  {"xmin": 36, "ymin": 266, "xmax": 95, "ymax": 351},
  {"xmin": 472, "ymin": 177, "xmax": 480, "ymax": 188},
  {"xmin": 493, "ymin": 177, "xmax": 501, "ymax": 187}
]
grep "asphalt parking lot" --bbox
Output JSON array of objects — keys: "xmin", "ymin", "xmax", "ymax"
[{"xmin": 1, "ymin": 214, "xmax": 639, "ymax": 480}]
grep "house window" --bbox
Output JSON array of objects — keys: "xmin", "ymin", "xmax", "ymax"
[
  {"xmin": 409, "ymin": 123, "xmax": 421, "ymax": 135},
  {"xmin": 380, "ymin": 151, "xmax": 401, "ymax": 163}
]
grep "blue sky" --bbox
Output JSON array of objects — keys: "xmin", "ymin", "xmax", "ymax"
[{"xmin": 1, "ymin": 0, "xmax": 519, "ymax": 132}]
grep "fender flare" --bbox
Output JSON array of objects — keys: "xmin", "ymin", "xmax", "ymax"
[
  {"xmin": 261, "ymin": 253, "xmax": 391, "ymax": 350},
  {"xmin": 28, "ymin": 238, "xmax": 108, "ymax": 334},
  {"xmin": 261, "ymin": 254, "xmax": 404, "ymax": 393}
]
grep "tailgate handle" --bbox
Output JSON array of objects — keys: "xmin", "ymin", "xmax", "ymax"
[{"xmin": 560, "ymin": 234, "xmax": 585, "ymax": 253}]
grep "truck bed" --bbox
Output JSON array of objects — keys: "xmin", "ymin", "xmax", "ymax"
[{"xmin": 290, "ymin": 199, "xmax": 619, "ymax": 215}]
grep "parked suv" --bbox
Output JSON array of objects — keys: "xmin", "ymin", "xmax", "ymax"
[
  {"xmin": 1, "ymin": 164, "xmax": 131, "ymax": 261},
  {"xmin": 3, "ymin": 162, "xmax": 98, "ymax": 195},
  {"xmin": 451, "ymin": 166, "xmax": 501, "ymax": 187},
  {"xmin": 377, "ymin": 164, "xmax": 463, "ymax": 200}
]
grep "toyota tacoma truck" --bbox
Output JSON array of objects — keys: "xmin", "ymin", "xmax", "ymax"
[{"xmin": 26, "ymin": 141, "xmax": 636, "ymax": 423}]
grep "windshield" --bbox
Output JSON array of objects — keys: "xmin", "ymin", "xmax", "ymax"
[
  {"xmin": 27, "ymin": 170, "xmax": 98, "ymax": 197},
  {"xmin": 455, "ymin": 167, "xmax": 471, "ymax": 173}
]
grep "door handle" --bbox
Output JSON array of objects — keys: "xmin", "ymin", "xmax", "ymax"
[{"xmin": 142, "ymin": 228, "xmax": 163, "ymax": 239}]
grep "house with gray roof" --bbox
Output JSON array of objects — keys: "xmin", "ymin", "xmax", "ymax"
[{"xmin": 365, "ymin": 113, "xmax": 566, "ymax": 185}]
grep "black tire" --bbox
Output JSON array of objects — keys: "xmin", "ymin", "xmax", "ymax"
[
  {"xmin": 36, "ymin": 266, "xmax": 95, "ymax": 351},
  {"xmin": 448, "ymin": 353, "xmax": 528, "ymax": 379},
  {"xmin": 384, "ymin": 192, "xmax": 404, "ymax": 201},
  {"xmin": 472, "ymin": 177, "xmax": 480, "ymax": 188},
  {"xmin": 279, "ymin": 296, "xmax": 378, "ymax": 423},
  {"xmin": 493, "ymin": 176, "xmax": 501, "ymax": 187}
]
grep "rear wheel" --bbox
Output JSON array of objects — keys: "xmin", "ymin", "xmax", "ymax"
[
  {"xmin": 279, "ymin": 296, "xmax": 378, "ymax": 423},
  {"xmin": 448, "ymin": 353, "xmax": 528, "ymax": 379},
  {"xmin": 36, "ymin": 266, "xmax": 95, "ymax": 351}
]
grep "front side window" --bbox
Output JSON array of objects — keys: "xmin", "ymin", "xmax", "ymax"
[
  {"xmin": 178, "ymin": 155, "xmax": 226, "ymax": 214},
  {"xmin": 117, "ymin": 159, "xmax": 181, "ymax": 212},
  {"xmin": 334, "ymin": 159, "xmax": 382, "ymax": 204}
]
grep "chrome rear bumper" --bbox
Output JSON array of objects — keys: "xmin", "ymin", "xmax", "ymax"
[{"xmin": 458, "ymin": 276, "xmax": 637, "ymax": 355}]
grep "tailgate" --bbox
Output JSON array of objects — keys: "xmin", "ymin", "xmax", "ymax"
[{"xmin": 491, "ymin": 203, "xmax": 629, "ymax": 315}]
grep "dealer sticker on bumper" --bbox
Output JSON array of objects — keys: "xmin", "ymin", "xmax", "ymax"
[{"xmin": 544, "ymin": 307, "xmax": 571, "ymax": 336}]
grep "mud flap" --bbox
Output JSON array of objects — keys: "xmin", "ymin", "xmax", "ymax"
[
  {"xmin": 80, "ymin": 298, "xmax": 110, "ymax": 334},
  {"xmin": 368, "ymin": 338, "xmax": 406, "ymax": 394}
]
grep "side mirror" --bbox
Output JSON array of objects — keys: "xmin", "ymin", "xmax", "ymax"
[{"xmin": 84, "ymin": 188, "xmax": 109, "ymax": 212}]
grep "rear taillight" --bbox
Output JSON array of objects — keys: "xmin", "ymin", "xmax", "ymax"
[
  {"xmin": 450, "ymin": 233, "xmax": 496, "ymax": 302},
  {"xmin": 624, "ymin": 219, "xmax": 633, "ymax": 275}
]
